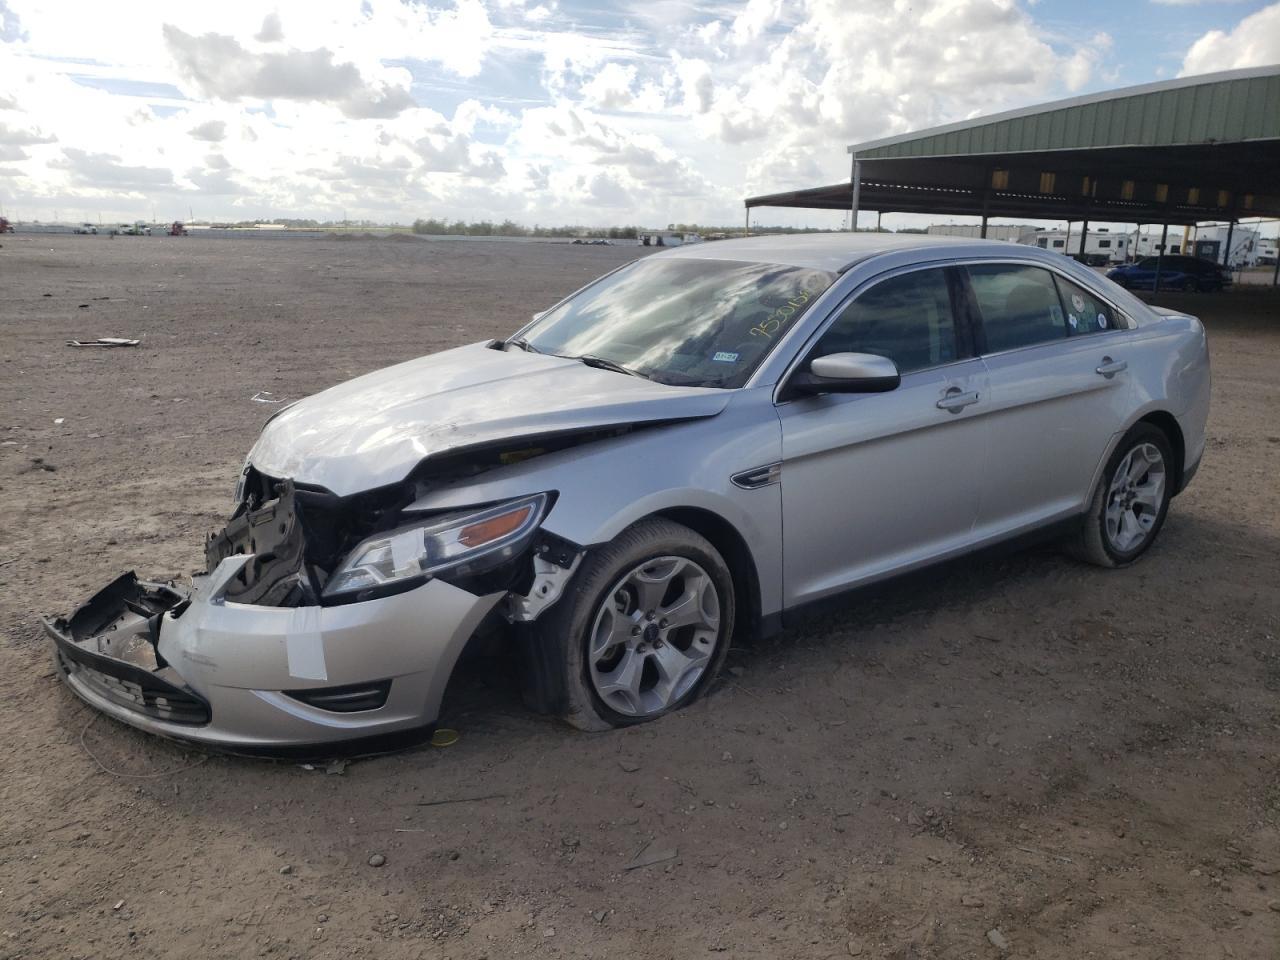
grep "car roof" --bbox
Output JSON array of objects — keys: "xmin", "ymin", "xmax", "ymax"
[{"xmin": 649, "ymin": 232, "xmax": 1024, "ymax": 273}]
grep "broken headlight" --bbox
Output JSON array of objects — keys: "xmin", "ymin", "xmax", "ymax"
[{"xmin": 322, "ymin": 493, "xmax": 549, "ymax": 599}]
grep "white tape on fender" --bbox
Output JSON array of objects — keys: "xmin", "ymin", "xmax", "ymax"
[{"xmin": 285, "ymin": 606, "xmax": 327, "ymax": 681}]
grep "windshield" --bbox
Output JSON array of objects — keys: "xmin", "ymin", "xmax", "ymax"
[{"xmin": 517, "ymin": 257, "xmax": 836, "ymax": 388}]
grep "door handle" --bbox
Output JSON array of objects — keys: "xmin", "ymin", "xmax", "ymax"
[
  {"xmin": 1096, "ymin": 357, "xmax": 1128, "ymax": 378},
  {"xmin": 936, "ymin": 389, "xmax": 980, "ymax": 413}
]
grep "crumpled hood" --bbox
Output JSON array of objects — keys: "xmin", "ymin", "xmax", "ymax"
[{"xmin": 248, "ymin": 341, "xmax": 732, "ymax": 496}]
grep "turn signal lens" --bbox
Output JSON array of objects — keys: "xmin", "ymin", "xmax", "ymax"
[{"xmin": 459, "ymin": 505, "xmax": 533, "ymax": 547}]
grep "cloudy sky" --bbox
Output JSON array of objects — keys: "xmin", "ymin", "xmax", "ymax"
[{"xmin": 0, "ymin": 0, "xmax": 1277, "ymax": 228}]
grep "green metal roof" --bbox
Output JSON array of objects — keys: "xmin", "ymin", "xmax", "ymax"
[
  {"xmin": 746, "ymin": 66, "xmax": 1280, "ymax": 223},
  {"xmin": 851, "ymin": 66, "xmax": 1280, "ymax": 160}
]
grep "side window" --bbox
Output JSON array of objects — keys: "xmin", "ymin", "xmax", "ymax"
[
  {"xmin": 1053, "ymin": 274, "xmax": 1117, "ymax": 336},
  {"xmin": 966, "ymin": 264, "xmax": 1066, "ymax": 353},
  {"xmin": 813, "ymin": 268, "xmax": 957, "ymax": 375}
]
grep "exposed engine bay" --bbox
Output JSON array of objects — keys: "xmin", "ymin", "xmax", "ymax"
[{"xmin": 215, "ymin": 430, "xmax": 611, "ymax": 611}]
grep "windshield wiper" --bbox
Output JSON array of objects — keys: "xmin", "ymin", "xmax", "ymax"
[
  {"xmin": 570, "ymin": 354, "xmax": 648, "ymax": 380},
  {"xmin": 505, "ymin": 337, "xmax": 541, "ymax": 354}
]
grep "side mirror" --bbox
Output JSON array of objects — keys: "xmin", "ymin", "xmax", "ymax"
[{"xmin": 789, "ymin": 352, "xmax": 901, "ymax": 396}]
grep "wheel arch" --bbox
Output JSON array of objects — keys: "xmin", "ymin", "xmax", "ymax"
[
  {"xmin": 1135, "ymin": 410, "xmax": 1186, "ymax": 494},
  {"xmin": 1085, "ymin": 407, "xmax": 1189, "ymax": 512},
  {"xmin": 649, "ymin": 506, "xmax": 766, "ymax": 642}
]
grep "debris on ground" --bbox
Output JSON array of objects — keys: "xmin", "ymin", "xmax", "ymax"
[
  {"xmin": 431, "ymin": 728, "xmax": 459, "ymax": 747},
  {"xmin": 986, "ymin": 928, "xmax": 1010, "ymax": 951},
  {"xmin": 66, "ymin": 337, "xmax": 140, "ymax": 348},
  {"xmin": 250, "ymin": 390, "xmax": 287, "ymax": 403},
  {"xmin": 415, "ymin": 793, "xmax": 505, "ymax": 808},
  {"xmin": 625, "ymin": 841, "xmax": 678, "ymax": 871},
  {"xmin": 367, "ymin": 853, "xmax": 386, "ymax": 867}
]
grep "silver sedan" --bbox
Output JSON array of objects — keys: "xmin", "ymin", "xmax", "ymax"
[{"xmin": 45, "ymin": 234, "xmax": 1210, "ymax": 750}]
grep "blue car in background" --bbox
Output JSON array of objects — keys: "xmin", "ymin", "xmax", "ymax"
[{"xmin": 1107, "ymin": 255, "xmax": 1232, "ymax": 292}]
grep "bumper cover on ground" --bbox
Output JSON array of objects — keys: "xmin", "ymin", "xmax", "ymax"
[{"xmin": 44, "ymin": 558, "xmax": 503, "ymax": 753}]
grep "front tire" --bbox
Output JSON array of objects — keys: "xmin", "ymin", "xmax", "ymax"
[
  {"xmin": 545, "ymin": 518, "xmax": 735, "ymax": 731},
  {"xmin": 1069, "ymin": 423, "xmax": 1174, "ymax": 568}
]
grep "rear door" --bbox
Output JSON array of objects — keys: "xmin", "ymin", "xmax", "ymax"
[
  {"xmin": 777, "ymin": 265, "xmax": 990, "ymax": 606},
  {"xmin": 962, "ymin": 262, "xmax": 1137, "ymax": 539}
]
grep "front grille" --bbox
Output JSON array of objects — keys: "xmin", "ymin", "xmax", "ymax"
[
  {"xmin": 285, "ymin": 679, "xmax": 391, "ymax": 713},
  {"xmin": 59, "ymin": 651, "xmax": 211, "ymax": 725}
]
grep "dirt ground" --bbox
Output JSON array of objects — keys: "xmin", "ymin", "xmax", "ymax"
[{"xmin": 2, "ymin": 234, "xmax": 1278, "ymax": 960}]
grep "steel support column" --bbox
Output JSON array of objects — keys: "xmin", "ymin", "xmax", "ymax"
[
  {"xmin": 849, "ymin": 154, "xmax": 861, "ymax": 232},
  {"xmin": 1154, "ymin": 223, "xmax": 1169, "ymax": 294}
]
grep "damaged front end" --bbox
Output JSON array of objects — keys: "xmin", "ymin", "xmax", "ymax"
[
  {"xmin": 44, "ymin": 465, "xmax": 584, "ymax": 753},
  {"xmin": 45, "ymin": 573, "xmax": 207, "ymax": 725}
]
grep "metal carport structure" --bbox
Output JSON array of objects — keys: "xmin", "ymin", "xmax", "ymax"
[{"xmin": 744, "ymin": 65, "xmax": 1280, "ymax": 286}]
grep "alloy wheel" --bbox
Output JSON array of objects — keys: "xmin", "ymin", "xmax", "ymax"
[
  {"xmin": 1104, "ymin": 442, "xmax": 1167, "ymax": 553},
  {"xmin": 587, "ymin": 556, "xmax": 721, "ymax": 718}
]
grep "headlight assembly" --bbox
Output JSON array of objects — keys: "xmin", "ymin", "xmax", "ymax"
[{"xmin": 322, "ymin": 493, "xmax": 549, "ymax": 599}]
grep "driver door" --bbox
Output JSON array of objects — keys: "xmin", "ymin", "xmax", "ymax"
[{"xmin": 776, "ymin": 266, "xmax": 990, "ymax": 607}]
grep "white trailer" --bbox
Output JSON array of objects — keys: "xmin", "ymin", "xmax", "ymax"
[
  {"xmin": 1029, "ymin": 227, "xmax": 1187, "ymax": 264},
  {"xmin": 927, "ymin": 223, "xmax": 1038, "ymax": 243},
  {"xmin": 1030, "ymin": 228, "xmax": 1134, "ymax": 264},
  {"xmin": 1190, "ymin": 225, "xmax": 1261, "ymax": 267}
]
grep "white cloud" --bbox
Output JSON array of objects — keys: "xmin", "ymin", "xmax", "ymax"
[
  {"xmin": 0, "ymin": 0, "xmax": 1191, "ymax": 227},
  {"xmin": 189, "ymin": 119, "xmax": 227, "ymax": 142},
  {"xmin": 51, "ymin": 148, "xmax": 177, "ymax": 192},
  {"xmin": 581, "ymin": 62, "xmax": 639, "ymax": 110},
  {"xmin": 162, "ymin": 25, "xmax": 416, "ymax": 119},
  {"xmin": 255, "ymin": 12, "xmax": 284, "ymax": 43},
  {"xmin": 0, "ymin": 120, "xmax": 56, "ymax": 145},
  {"xmin": 1180, "ymin": 3, "xmax": 1280, "ymax": 74}
]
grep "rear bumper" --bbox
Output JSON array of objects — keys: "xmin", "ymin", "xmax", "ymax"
[{"xmin": 44, "ymin": 558, "xmax": 503, "ymax": 754}]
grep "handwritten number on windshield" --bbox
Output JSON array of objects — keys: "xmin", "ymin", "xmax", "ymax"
[{"xmin": 750, "ymin": 291, "xmax": 812, "ymax": 339}]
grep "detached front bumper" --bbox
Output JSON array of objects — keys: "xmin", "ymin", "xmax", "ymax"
[{"xmin": 44, "ymin": 557, "xmax": 503, "ymax": 754}]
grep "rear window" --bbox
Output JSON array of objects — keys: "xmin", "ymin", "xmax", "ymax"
[{"xmin": 1053, "ymin": 275, "xmax": 1115, "ymax": 337}]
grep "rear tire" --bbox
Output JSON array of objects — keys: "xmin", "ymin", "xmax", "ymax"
[
  {"xmin": 545, "ymin": 518, "xmax": 735, "ymax": 732},
  {"xmin": 1068, "ymin": 423, "xmax": 1174, "ymax": 568}
]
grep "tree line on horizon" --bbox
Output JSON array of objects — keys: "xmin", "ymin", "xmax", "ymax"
[
  {"xmin": 408, "ymin": 218, "xmax": 927, "ymax": 238},
  {"xmin": 160, "ymin": 216, "xmax": 930, "ymax": 237}
]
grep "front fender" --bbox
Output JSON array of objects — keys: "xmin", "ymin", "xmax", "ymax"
[{"xmin": 404, "ymin": 388, "xmax": 785, "ymax": 619}]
